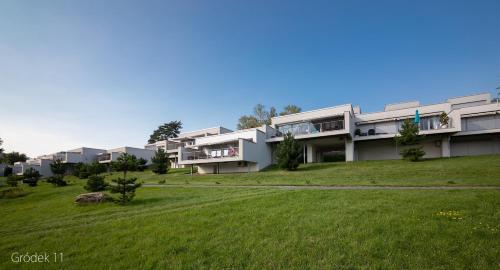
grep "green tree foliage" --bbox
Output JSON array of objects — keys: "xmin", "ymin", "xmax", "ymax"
[
  {"xmin": 3, "ymin": 152, "xmax": 28, "ymax": 165},
  {"xmin": 108, "ymin": 177, "xmax": 141, "ymax": 204},
  {"xmin": 109, "ymin": 153, "xmax": 141, "ymax": 204},
  {"xmin": 0, "ymin": 137, "xmax": 4, "ymax": 155},
  {"xmin": 395, "ymin": 119, "xmax": 425, "ymax": 161},
  {"xmin": 76, "ymin": 161, "xmax": 108, "ymax": 179},
  {"xmin": 148, "ymin": 121, "xmax": 182, "ymax": 143},
  {"xmin": 22, "ymin": 168, "xmax": 40, "ymax": 187},
  {"xmin": 237, "ymin": 115, "xmax": 261, "ymax": 130},
  {"xmin": 84, "ymin": 175, "xmax": 108, "ymax": 192},
  {"xmin": 279, "ymin": 105, "xmax": 302, "ymax": 116},
  {"xmin": 151, "ymin": 149, "xmax": 169, "ymax": 174},
  {"xmin": 137, "ymin": 158, "xmax": 148, "ymax": 171},
  {"xmin": 7, "ymin": 175, "xmax": 23, "ymax": 187},
  {"xmin": 111, "ymin": 153, "xmax": 138, "ymax": 178},
  {"xmin": 48, "ymin": 159, "xmax": 67, "ymax": 186},
  {"xmin": 237, "ymin": 104, "xmax": 301, "ymax": 129},
  {"xmin": 275, "ymin": 133, "xmax": 302, "ymax": 171}
]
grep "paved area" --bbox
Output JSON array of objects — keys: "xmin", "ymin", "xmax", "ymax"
[{"xmin": 143, "ymin": 184, "xmax": 500, "ymax": 190}]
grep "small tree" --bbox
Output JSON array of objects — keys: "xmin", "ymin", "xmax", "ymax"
[
  {"xmin": 7, "ymin": 175, "xmax": 22, "ymax": 187},
  {"xmin": 48, "ymin": 159, "xmax": 67, "ymax": 186},
  {"xmin": 275, "ymin": 133, "xmax": 302, "ymax": 171},
  {"xmin": 84, "ymin": 175, "xmax": 108, "ymax": 192},
  {"xmin": 439, "ymin": 112, "xmax": 449, "ymax": 127},
  {"xmin": 396, "ymin": 119, "xmax": 425, "ymax": 161},
  {"xmin": 23, "ymin": 168, "xmax": 40, "ymax": 187},
  {"xmin": 109, "ymin": 153, "xmax": 140, "ymax": 204},
  {"xmin": 151, "ymin": 149, "xmax": 168, "ymax": 174},
  {"xmin": 137, "ymin": 158, "xmax": 148, "ymax": 171}
]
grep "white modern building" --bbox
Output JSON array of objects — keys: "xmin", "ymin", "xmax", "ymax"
[
  {"xmin": 179, "ymin": 92, "xmax": 499, "ymax": 174},
  {"xmin": 96, "ymin": 147, "xmax": 155, "ymax": 164},
  {"xmin": 13, "ymin": 158, "xmax": 53, "ymax": 177},
  {"xmin": 145, "ymin": 126, "xmax": 233, "ymax": 168},
  {"xmin": 178, "ymin": 125, "xmax": 274, "ymax": 173}
]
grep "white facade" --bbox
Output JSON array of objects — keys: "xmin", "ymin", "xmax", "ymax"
[
  {"xmin": 145, "ymin": 126, "xmax": 233, "ymax": 168},
  {"xmin": 97, "ymin": 147, "xmax": 155, "ymax": 164},
  {"xmin": 178, "ymin": 125, "xmax": 274, "ymax": 173}
]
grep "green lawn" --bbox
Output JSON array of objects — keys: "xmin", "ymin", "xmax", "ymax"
[
  {"xmin": 125, "ymin": 154, "xmax": 500, "ymax": 186},
  {"xmin": 0, "ymin": 181, "xmax": 498, "ymax": 269}
]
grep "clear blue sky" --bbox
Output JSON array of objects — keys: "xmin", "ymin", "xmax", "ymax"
[{"xmin": 1, "ymin": 0, "xmax": 499, "ymax": 157}]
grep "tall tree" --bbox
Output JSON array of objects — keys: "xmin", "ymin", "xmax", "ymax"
[
  {"xmin": 148, "ymin": 121, "xmax": 182, "ymax": 143},
  {"xmin": 279, "ymin": 105, "xmax": 302, "ymax": 116},
  {"xmin": 0, "ymin": 137, "xmax": 4, "ymax": 154},
  {"xmin": 395, "ymin": 119, "xmax": 425, "ymax": 161},
  {"xmin": 253, "ymin": 104, "xmax": 269, "ymax": 124},
  {"xmin": 237, "ymin": 115, "xmax": 261, "ymax": 130},
  {"xmin": 112, "ymin": 153, "xmax": 138, "ymax": 179},
  {"xmin": 3, "ymin": 152, "xmax": 28, "ymax": 165}
]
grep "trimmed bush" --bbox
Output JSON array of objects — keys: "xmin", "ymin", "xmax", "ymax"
[{"xmin": 23, "ymin": 168, "xmax": 41, "ymax": 187}]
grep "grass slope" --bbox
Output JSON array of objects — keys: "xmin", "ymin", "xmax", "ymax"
[
  {"xmin": 0, "ymin": 181, "xmax": 498, "ymax": 269},
  {"xmin": 126, "ymin": 154, "xmax": 500, "ymax": 186}
]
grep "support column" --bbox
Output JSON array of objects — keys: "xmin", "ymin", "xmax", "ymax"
[
  {"xmin": 306, "ymin": 143, "xmax": 316, "ymax": 163},
  {"xmin": 345, "ymin": 138, "xmax": 355, "ymax": 162},
  {"xmin": 441, "ymin": 136, "xmax": 451, "ymax": 158}
]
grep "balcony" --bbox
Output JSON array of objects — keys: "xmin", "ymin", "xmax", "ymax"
[
  {"xmin": 97, "ymin": 153, "xmax": 111, "ymax": 162},
  {"xmin": 181, "ymin": 147, "xmax": 239, "ymax": 161},
  {"xmin": 166, "ymin": 142, "xmax": 182, "ymax": 151},
  {"xmin": 276, "ymin": 119, "xmax": 345, "ymax": 137}
]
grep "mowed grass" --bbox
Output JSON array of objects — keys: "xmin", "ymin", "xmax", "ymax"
[
  {"xmin": 0, "ymin": 181, "xmax": 498, "ymax": 269},
  {"xmin": 125, "ymin": 154, "xmax": 500, "ymax": 186}
]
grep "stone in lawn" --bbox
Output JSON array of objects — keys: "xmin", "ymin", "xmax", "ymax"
[{"xmin": 75, "ymin": 192, "xmax": 108, "ymax": 204}]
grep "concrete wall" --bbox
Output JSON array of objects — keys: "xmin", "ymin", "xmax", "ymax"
[
  {"xmin": 451, "ymin": 134, "xmax": 500, "ymax": 156},
  {"xmin": 356, "ymin": 137, "xmax": 444, "ymax": 161},
  {"xmin": 197, "ymin": 162, "xmax": 258, "ymax": 174}
]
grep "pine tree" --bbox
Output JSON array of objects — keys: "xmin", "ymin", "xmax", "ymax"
[
  {"xmin": 395, "ymin": 119, "xmax": 425, "ymax": 161},
  {"xmin": 84, "ymin": 175, "xmax": 108, "ymax": 192},
  {"xmin": 48, "ymin": 159, "xmax": 67, "ymax": 186},
  {"xmin": 109, "ymin": 153, "xmax": 141, "ymax": 204},
  {"xmin": 151, "ymin": 149, "xmax": 168, "ymax": 174},
  {"xmin": 275, "ymin": 133, "xmax": 302, "ymax": 171}
]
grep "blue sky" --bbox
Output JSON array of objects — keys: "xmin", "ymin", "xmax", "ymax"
[{"xmin": 1, "ymin": 0, "xmax": 499, "ymax": 157}]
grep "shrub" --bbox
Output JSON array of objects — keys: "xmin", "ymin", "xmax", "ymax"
[
  {"xmin": 47, "ymin": 175, "xmax": 67, "ymax": 187},
  {"xmin": 158, "ymin": 179, "xmax": 166, "ymax": 184},
  {"xmin": 0, "ymin": 187, "xmax": 28, "ymax": 199},
  {"xmin": 108, "ymin": 177, "xmax": 141, "ymax": 204},
  {"xmin": 22, "ymin": 168, "xmax": 41, "ymax": 187},
  {"xmin": 151, "ymin": 149, "xmax": 168, "ymax": 174},
  {"xmin": 275, "ymin": 133, "xmax": 302, "ymax": 171},
  {"xmin": 84, "ymin": 175, "xmax": 108, "ymax": 192}
]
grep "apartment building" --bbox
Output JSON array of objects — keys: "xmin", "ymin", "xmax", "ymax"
[
  {"xmin": 177, "ymin": 125, "xmax": 274, "ymax": 173},
  {"xmin": 145, "ymin": 126, "xmax": 233, "ymax": 168},
  {"xmin": 96, "ymin": 147, "xmax": 154, "ymax": 164},
  {"xmin": 158, "ymin": 92, "xmax": 499, "ymax": 174}
]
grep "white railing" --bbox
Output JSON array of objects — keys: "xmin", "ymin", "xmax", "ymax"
[
  {"xmin": 277, "ymin": 119, "xmax": 344, "ymax": 137},
  {"xmin": 182, "ymin": 147, "xmax": 239, "ymax": 161}
]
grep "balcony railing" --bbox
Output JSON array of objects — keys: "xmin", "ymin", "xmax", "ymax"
[
  {"xmin": 167, "ymin": 142, "xmax": 182, "ymax": 150},
  {"xmin": 276, "ymin": 119, "xmax": 344, "ymax": 137},
  {"xmin": 182, "ymin": 147, "xmax": 239, "ymax": 161},
  {"xmin": 97, "ymin": 153, "xmax": 111, "ymax": 162}
]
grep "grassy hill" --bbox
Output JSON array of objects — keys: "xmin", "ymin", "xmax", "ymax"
[
  {"xmin": 0, "ymin": 155, "xmax": 498, "ymax": 269},
  {"xmin": 121, "ymin": 154, "xmax": 500, "ymax": 186}
]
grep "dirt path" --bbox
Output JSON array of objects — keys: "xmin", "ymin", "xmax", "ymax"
[{"xmin": 143, "ymin": 184, "xmax": 500, "ymax": 190}]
